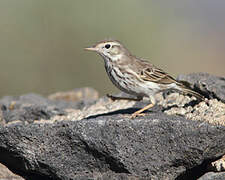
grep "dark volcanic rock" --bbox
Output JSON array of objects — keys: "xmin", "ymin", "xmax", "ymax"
[
  {"xmin": 0, "ymin": 74, "xmax": 224, "ymax": 180},
  {"xmin": 0, "ymin": 92, "xmax": 96, "ymax": 124},
  {"xmin": 0, "ymin": 112, "xmax": 225, "ymax": 180},
  {"xmin": 177, "ymin": 73, "xmax": 225, "ymax": 102}
]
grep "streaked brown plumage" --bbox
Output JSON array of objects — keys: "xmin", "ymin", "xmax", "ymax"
[{"xmin": 85, "ymin": 39, "xmax": 205, "ymax": 118}]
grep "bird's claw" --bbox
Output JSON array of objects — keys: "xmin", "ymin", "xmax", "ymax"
[
  {"xmin": 106, "ymin": 94, "xmax": 116, "ymax": 101},
  {"xmin": 130, "ymin": 113, "xmax": 146, "ymax": 119}
]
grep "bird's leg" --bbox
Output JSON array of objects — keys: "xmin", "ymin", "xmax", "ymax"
[
  {"xmin": 131, "ymin": 103, "xmax": 154, "ymax": 118},
  {"xmin": 107, "ymin": 94, "xmax": 143, "ymax": 101},
  {"xmin": 131, "ymin": 96, "xmax": 156, "ymax": 119}
]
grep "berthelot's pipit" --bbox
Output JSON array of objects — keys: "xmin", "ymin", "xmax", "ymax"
[{"xmin": 85, "ymin": 39, "xmax": 205, "ymax": 118}]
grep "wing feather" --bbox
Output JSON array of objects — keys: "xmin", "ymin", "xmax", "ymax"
[{"xmin": 139, "ymin": 65, "xmax": 177, "ymax": 85}]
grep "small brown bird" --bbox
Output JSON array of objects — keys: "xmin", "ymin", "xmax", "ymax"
[{"xmin": 85, "ymin": 40, "xmax": 204, "ymax": 118}]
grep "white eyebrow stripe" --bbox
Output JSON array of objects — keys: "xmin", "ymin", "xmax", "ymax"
[{"xmin": 103, "ymin": 42, "xmax": 120, "ymax": 47}]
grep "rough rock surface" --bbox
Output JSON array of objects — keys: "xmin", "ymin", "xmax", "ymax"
[
  {"xmin": 158, "ymin": 93, "xmax": 225, "ymax": 126},
  {"xmin": 209, "ymin": 155, "xmax": 225, "ymax": 172},
  {"xmin": 198, "ymin": 172, "xmax": 225, "ymax": 180},
  {"xmin": 48, "ymin": 87, "xmax": 99, "ymax": 102},
  {"xmin": 0, "ymin": 112, "xmax": 224, "ymax": 180},
  {"xmin": 0, "ymin": 74, "xmax": 224, "ymax": 180},
  {"xmin": 0, "ymin": 89, "xmax": 97, "ymax": 125},
  {"xmin": 177, "ymin": 73, "xmax": 225, "ymax": 103}
]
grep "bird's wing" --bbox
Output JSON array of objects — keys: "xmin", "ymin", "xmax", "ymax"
[
  {"xmin": 138, "ymin": 62, "xmax": 177, "ymax": 85},
  {"xmin": 134, "ymin": 59, "xmax": 205, "ymax": 100}
]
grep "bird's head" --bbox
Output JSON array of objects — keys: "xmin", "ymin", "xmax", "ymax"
[{"xmin": 85, "ymin": 40, "xmax": 129, "ymax": 61}]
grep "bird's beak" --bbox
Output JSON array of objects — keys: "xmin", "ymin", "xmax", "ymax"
[{"xmin": 84, "ymin": 46, "xmax": 98, "ymax": 52}]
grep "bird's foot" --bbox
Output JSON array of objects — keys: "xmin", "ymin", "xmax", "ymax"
[
  {"xmin": 130, "ymin": 113, "xmax": 146, "ymax": 119},
  {"xmin": 106, "ymin": 94, "xmax": 117, "ymax": 101}
]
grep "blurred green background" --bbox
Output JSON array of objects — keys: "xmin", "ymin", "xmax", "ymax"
[{"xmin": 0, "ymin": 0, "xmax": 225, "ymax": 98}]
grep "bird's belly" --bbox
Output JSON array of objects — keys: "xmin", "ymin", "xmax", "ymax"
[
  {"xmin": 138, "ymin": 81, "xmax": 178, "ymax": 95},
  {"xmin": 106, "ymin": 68, "xmax": 159, "ymax": 97},
  {"xmin": 105, "ymin": 66, "xmax": 140, "ymax": 96},
  {"xmin": 134, "ymin": 81, "xmax": 161, "ymax": 96},
  {"xmin": 107, "ymin": 69, "xmax": 135, "ymax": 94},
  {"xmin": 118, "ymin": 81, "xmax": 159, "ymax": 97},
  {"xmin": 104, "ymin": 63, "xmax": 165, "ymax": 97}
]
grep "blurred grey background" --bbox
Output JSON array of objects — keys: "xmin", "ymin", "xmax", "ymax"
[{"xmin": 0, "ymin": 0, "xmax": 225, "ymax": 98}]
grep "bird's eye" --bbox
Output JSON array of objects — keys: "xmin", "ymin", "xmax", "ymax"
[{"xmin": 105, "ymin": 44, "xmax": 111, "ymax": 49}]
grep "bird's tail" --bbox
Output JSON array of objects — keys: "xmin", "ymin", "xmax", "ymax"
[{"xmin": 177, "ymin": 80, "xmax": 205, "ymax": 101}]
